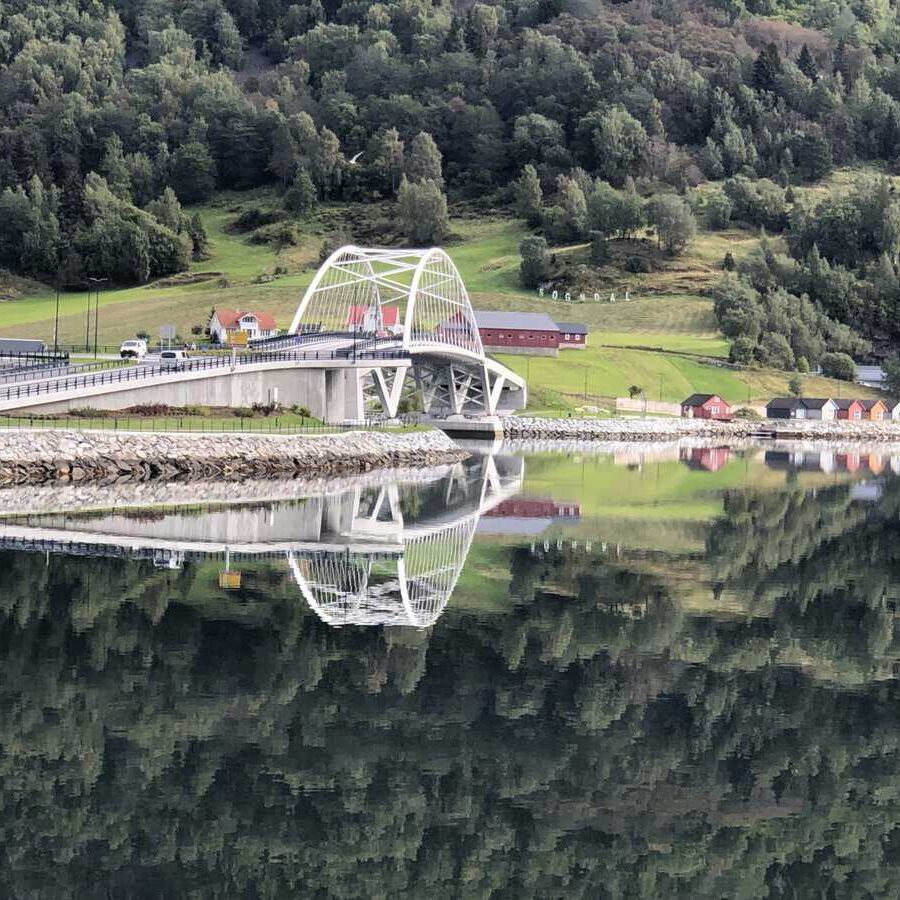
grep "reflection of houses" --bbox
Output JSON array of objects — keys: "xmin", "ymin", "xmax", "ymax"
[
  {"xmin": 764, "ymin": 448, "xmax": 891, "ymax": 475},
  {"xmin": 680, "ymin": 446, "xmax": 731, "ymax": 472},
  {"xmin": 478, "ymin": 497, "xmax": 580, "ymax": 535}
]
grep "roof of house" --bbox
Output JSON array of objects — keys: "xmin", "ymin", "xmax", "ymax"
[
  {"xmin": 801, "ymin": 397, "xmax": 836, "ymax": 409},
  {"xmin": 682, "ymin": 393, "xmax": 725, "ymax": 406},
  {"xmin": 347, "ymin": 305, "xmax": 400, "ymax": 327},
  {"xmin": 555, "ymin": 321, "xmax": 588, "ymax": 334},
  {"xmin": 861, "ymin": 398, "xmax": 888, "ymax": 409},
  {"xmin": 214, "ymin": 308, "xmax": 277, "ymax": 331},
  {"xmin": 834, "ymin": 398, "xmax": 862, "ymax": 409},
  {"xmin": 473, "ymin": 311, "xmax": 560, "ymax": 332},
  {"xmin": 767, "ymin": 397, "xmax": 801, "ymax": 409}
]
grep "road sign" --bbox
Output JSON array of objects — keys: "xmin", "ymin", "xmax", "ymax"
[
  {"xmin": 229, "ymin": 330, "xmax": 249, "ymax": 347},
  {"xmin": 160, "ymin": 324, "xmax": 177, "ymax": 340}
]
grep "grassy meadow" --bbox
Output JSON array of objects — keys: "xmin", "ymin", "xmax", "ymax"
[{"xmin": 0, "ymin": 176, "xmax": 886, "ymax": 411}]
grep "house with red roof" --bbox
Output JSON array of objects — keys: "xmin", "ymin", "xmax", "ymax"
[
  {"xmin": 347, "ymin": 305, "xmax": 401, "ymax": 335},
  {"xmin": 209, "ymin": 309, "xmax": 277, "ymax": 344}
]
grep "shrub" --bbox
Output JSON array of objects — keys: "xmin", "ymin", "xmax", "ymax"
[
  {"xmin": 231, "ymin": 207, "xmax": 286, "ymax": 233},
  {"xmin": 821, "ymin": 351, "xmax": 857, "ymax": 381},
  {"xmin": 233, "ymin": 407, "xmax": 255, "ymax": 418},
  {"xmin": 707, "ymin": 192, "xmax": 733, "ymax": 230},
  {"xmin": 733, "ymin": 407, "xmax": 761, "ymax": 419},
  {"xmin": 624, "ymin": 255, "xmax": 651, "ymax": 273},
  {"xmin": 519, "ymin": 235, "xmax": 550, "ymax": 288},
  {"xmin": 723, "ymin": 251, "xmax": 736, "ymax": 271}
]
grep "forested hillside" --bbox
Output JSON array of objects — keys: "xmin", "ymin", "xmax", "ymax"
[{"xmin": 3, "ymin": 0, "xmax": 900, "ymax": 359}]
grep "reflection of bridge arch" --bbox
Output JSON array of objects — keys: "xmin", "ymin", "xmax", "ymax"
[
  {"xmin": 0, "ymin": 454, "xmax": 524, "ymax": 628},
  {"xmin": 286, "ymin": 453, "xmax": 519, "ymax": 628},
  {"xmin": 287, "ymin": 246, "xmax": 525, "ymax": 418}
]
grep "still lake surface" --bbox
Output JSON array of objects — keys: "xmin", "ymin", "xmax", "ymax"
[{"xmin": 1, "ymin": 440, "xmax": 899, "ymax": 898}]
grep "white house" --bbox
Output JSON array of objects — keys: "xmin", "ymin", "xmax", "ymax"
[
  {"xmin": 799, "ymin": 398, "xmax": 838, "ymax": 420},
  {"xmin": 209, "ymin": 309, "xmax": 278, "ymax": 344},
  {"xmin": 891, "ymin": 401, "xmax": 900, "ymax": 420}
]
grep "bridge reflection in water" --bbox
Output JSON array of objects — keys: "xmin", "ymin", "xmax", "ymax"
[{"xmin": 0, "ymin": 453, "xmax": 524, "ymax": 629}]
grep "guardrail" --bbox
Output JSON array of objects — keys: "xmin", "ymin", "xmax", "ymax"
[
  {"xmin": 0, "ymin": 348, "xmax": 410, "ymax": 404},
  {"xmin": 0, "ymin": 351, "xmax": 69, "ymax": 365},
  {"xmin": 0, "ymin": 415, "xmax": 415, "ymax": 434},
  {"xmin": 0, "ymin": 358, "xmax": 131, "ymax": 386}
]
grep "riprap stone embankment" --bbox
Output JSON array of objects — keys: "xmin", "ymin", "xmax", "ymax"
[
  {"xmin": 0, "ymin": 428, "xmax": 467, "ymax": 484},
  {"xmin": 503, "ymin": 417, "xmax": 900, "ymax": 442}
]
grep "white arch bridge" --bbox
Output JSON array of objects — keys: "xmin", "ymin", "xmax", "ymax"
[
  {"xmin": 281, "ymin": 246, "xmax": 527, "ymax": 420},
  {"xmin": 0, "ymin": 246, "xmax": 525, "ymax": 424}
]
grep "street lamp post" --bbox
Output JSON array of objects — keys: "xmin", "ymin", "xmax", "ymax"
[
  {"xmin": 53, "ymin": 281, "xmax": 60, "ymax": 355},
  {"xmin": 88, "ymin": 277, "xmax": 107, "ymax": 358},
  {"xmin": 85, "ymin": 287, "xmax": 92, "ymax": 352}
]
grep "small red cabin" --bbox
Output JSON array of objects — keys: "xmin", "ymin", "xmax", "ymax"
[
  {"xmin": 681, "ymin": 393, "xmax": 731, "ymax": 420},
  {"xmin": 834, "ymin": 399, "xmax": 865, "ymax": 420}
]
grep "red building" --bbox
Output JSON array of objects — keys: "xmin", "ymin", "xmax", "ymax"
[
  {"xmin": 473, "ymin": 311, "xmax": 562, "ymax": 355},
  {"xmin": 555, "ymin": 322, "xmax": 588, "ymax": 349},
  {"xmin": 834, "ymin": 399, "xmax": 865, "ymax": 420},
  {"xmin": 680, "ymin": 394, "xmax": 732, "ymax": 420}
]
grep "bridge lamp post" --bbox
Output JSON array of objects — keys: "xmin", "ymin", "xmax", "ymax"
[{"xmin": 88, "ymin": 277, "xmax": 107, "ymax": 358}]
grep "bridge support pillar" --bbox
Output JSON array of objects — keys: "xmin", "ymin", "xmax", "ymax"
[{"xmin": 324, "ymin": 368, "xmax": 365, "ymax": 423}]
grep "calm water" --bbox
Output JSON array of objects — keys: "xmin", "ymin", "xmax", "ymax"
[{"xmin": 1, "ymin": 441, "xmax": 899, "ymax": 899}]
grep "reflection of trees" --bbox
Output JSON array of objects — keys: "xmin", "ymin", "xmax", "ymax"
[{"xmin": 3, "ymin": 479, "xmax": 900, "ymax": 896}]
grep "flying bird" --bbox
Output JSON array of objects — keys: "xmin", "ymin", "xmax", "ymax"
[{"xmin": 348, "ymin": 151, "xmax": 364, "ymax": 165}]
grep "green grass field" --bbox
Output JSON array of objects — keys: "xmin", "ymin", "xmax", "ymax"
[{"xmin": 495, "ymin": 344, "xmax": 880, "ymax": 410}]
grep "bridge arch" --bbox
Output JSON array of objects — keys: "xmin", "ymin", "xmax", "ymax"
[{"xmin": 288, "ymin": 246, "xmax": 483, "ymax": 358}]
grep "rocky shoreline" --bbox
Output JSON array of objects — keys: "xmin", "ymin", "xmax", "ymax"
[
  {"xmin": 502, "ymin": 416, "xmax": 900, "ymax": 443},
  {"xmin": 0, "ymin": 428, "xmax": 467, "ymax": 485}
]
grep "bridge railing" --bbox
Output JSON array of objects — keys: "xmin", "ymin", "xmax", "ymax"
[
  {"xmin": 0, "ymin": 347, "xmax": 410, "ymax": 403},
  {"xmin": 0, "ymin": 358, "xmax": 131, "ymax": 387}
]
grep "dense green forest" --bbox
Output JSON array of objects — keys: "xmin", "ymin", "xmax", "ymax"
[
  {"xmin": 5, "ymin": 0, "xmax": 900, "ymax": 360},
  {"xmin": 1, "ymin": 477, "xmax": 900, "ymax": 896}
]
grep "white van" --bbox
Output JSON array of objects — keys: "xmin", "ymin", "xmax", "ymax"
[
  {"xmin": 120, "ymin": 339, "xmax": 148, "ymax": 359},
  {"xmin": 159, "ymin": 349, "xmax": 188, "ymax": 369}
]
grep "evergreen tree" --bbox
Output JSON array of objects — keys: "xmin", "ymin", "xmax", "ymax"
[
  {"xmin": 100, "ymin": 135, "xmax": 132, "ymax": 201},
  {"xmin": 284, "ymin": 167, "xmax": 317, "ymax": 216},
  {"xmin": 188, "ymin": 213, "xmax": 210, "ymax": 261},
  {"xmin": 513, "ymin": 165, "xmax": 543, "ymax": 227},
  {"xmin": 519, "ymin": 235, "xmax": 550, "ymax": 287},
  {"xmin": 397, "ymin": 178, "xmax": 448, "ymax": 244},
  {"xmin": 405, "ymin": 132, "xmax": 443, "ymax": 188},
  {"xmin": 269, "ymin": 118, "xmax": 299, "ymax": 187},
  {"xmin": 798, "ymin": 44, "xmax": 818, "ymax": 82},
  {"xmin": 753, "ymin": 43, "xmax": 782, "ymax": 93}
]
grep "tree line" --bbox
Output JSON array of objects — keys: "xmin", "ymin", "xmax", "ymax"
[{"xmin": 5, "ymin": 0, "xmax": 900, "ymax": 290}]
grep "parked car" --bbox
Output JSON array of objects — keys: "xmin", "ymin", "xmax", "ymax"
[
  {"xmin": 119, "ymin": 339, "xmax": 148, "ymax": 359},
  {"xmin": 159, "ymin": 349, "xmax": 188, "ymax": 369}
]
